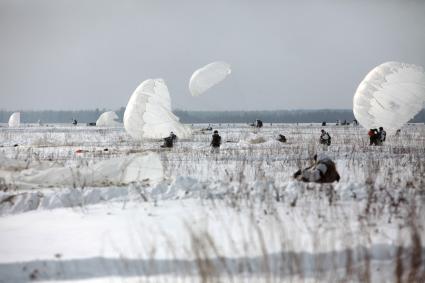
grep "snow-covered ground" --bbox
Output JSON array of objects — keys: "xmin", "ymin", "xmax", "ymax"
[{"xmin": 0, "ymin": 123, "xmax": 424, "ymax": 282}]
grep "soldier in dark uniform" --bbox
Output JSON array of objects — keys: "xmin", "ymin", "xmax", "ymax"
[
  {"xmin": 277, "ymin": 134, "xmax": 287, "ymax": 143},
  {"xmin": 210, "ymin": 130, "xmax": 221, "ymax": 153},
  {"xmin": 161, "ymin": 132, "xmax": 177, "ymax": 148}
]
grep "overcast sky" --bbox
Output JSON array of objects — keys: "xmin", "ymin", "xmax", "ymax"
[{"xmin": 1, "ymin": 0, "xmax": 424, "ymax": 111}]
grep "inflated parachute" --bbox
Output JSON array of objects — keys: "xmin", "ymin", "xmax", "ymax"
[
  {"xmin": 189, "ymin": 61, "xmax": 231, "ymax": 96},
  {"xmin": 353, "ymin": 62, "xmax": 425, "ymax": 133},
  {"xmin": 124, "ymin": 79, "xmax": 192, "ymax": 140},
  {"xmin": 96, "ymin": 111, "xmax": 121, "ymax": 127},
  {"xmin": 8, "ymin": 112, "xmax": 20, "ymax": 127}
]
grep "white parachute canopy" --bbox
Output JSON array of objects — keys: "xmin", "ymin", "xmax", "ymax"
[
  {"xmin": 124, "ymin": 78, "xmax": 192, "ymax": 140},
  {"xmin": 96, "ymin": 111, "xmax": 121, "ymax": 127},
  {"xmin": 353, "ymin": 62, "xmax": 425, "ymax": 133},
  {"xmin": 8, "ymin": 112, "xmax": 20, "ymax": 127},
  {"xmin": 189, "ymin": 61, "xmax": 231, "ymax": 96}
]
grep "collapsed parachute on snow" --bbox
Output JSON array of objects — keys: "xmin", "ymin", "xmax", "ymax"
[
  {"xmin": 8, "ymin": 112, "xmax": 20, "ymax": 127},
  {"xmin": 0, "ymin": 152, "xmax": 163, "ymax": 190},
  {"xmin": 124, "ymin": 79, "xmax": 192, "ymax": 140},
  {"xmin": 96, "ymin": 111, "xmax": 121, "ymax": 127},
  {"xmin": 353, "ymin": 62, "xmax": 425, "ymax": 133},
  {"xmin": 189, "ymin": 61, "xmax": 231, "ymax": 96}
]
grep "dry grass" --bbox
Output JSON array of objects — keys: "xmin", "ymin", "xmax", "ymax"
[{"xmin": 0, "ymin": 123, "xmax": 424, "ymax": 282}]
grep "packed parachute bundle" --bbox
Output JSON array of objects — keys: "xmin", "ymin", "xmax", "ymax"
[
  {"xmin": 96, "ymin": 111, "xmax": 121, "ymax": 127},
  {"xmin": 189, "ymin": 61, "xmax": 231, "ymax": 96},
  {"xmin": 8, "ymin": 112, "xmax": 20, "ymax": 127},
  {"xmin": 124, "ymin": 79, "xmax": 192, "ymax": 140},
  {"xmin": 353, "ymin": 62, "xmax": 425, "ymax": 133}
]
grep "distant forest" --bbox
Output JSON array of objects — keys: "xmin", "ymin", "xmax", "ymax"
[{"xmin": 1, "ymin": 108, "xmax": 425, "ymax": 124}]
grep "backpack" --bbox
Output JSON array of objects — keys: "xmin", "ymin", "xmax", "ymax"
[
  {"xmin": 326, "ymin": 134, "xmax": 331, "ymax": 145},
  {"xmin": 380, "ymin": 131, "xmax": 386, "ymax": 141}
]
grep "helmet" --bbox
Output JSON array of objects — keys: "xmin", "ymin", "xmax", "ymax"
[{"xmin": 214, "ymin": 130, "xmax": 218, "ymax": 134}]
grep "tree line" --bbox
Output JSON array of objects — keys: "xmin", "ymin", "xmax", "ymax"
[{"xmin": 0, "ymin": 108, "xmax": 424, "ymax": 124}]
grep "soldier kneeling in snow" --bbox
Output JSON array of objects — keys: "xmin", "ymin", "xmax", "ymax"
[
  {"xmin": 161, "ymin": 132, "xmax": 177, "ymax": 148},
  {"xmin": 293, "ymin": 153, "xmax": 340, "ymax": 183},
  {"xmin": 277, "ymin": 134, "xmax": 287, "ymax": 143},
  {"xmin": 319, "ymin": 129, "xmax": 331, "ymax": 151},
  {"xmin": 368, "ymin": 128, "xmax": 379, "ymax": 146}
]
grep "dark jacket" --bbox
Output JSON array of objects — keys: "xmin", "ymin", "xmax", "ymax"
[
  {"xmin": 211, "ymin": 133, "xmax": 221, "ymax": 147},
  {"xmin": 320, "ymin": 132, "xmax": 331, "ymax": 146},
  {"xmin": 368, "ymin": 129, "xmax": 379, "ymax": 145},
  {"xmin": 162, "ymin": 136, "xmax": 174, "ymax": 148},
  {"xmin": 256, "ymin": 120, "xmax": 263, "ymax": 128},
  {"xmin": 278, "ymin": 134, "xmax": 287, "ymax": 143}
]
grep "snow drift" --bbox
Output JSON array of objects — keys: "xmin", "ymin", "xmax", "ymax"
[
  {"xmin": 0, "ymin": 154, "xmax": 28, "ymax": 171},
  {"xmin": 0, "ymin": 187, "xmax": 134, "ymax": 215},
  {"xmin": 241, "ymin": 133, "xmax": 267, "ymax": 144}
]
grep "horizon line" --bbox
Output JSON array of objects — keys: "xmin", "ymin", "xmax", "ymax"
[{"xmin": 0, "ymin": 108, "xmax": 356, "ymax": 112}]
